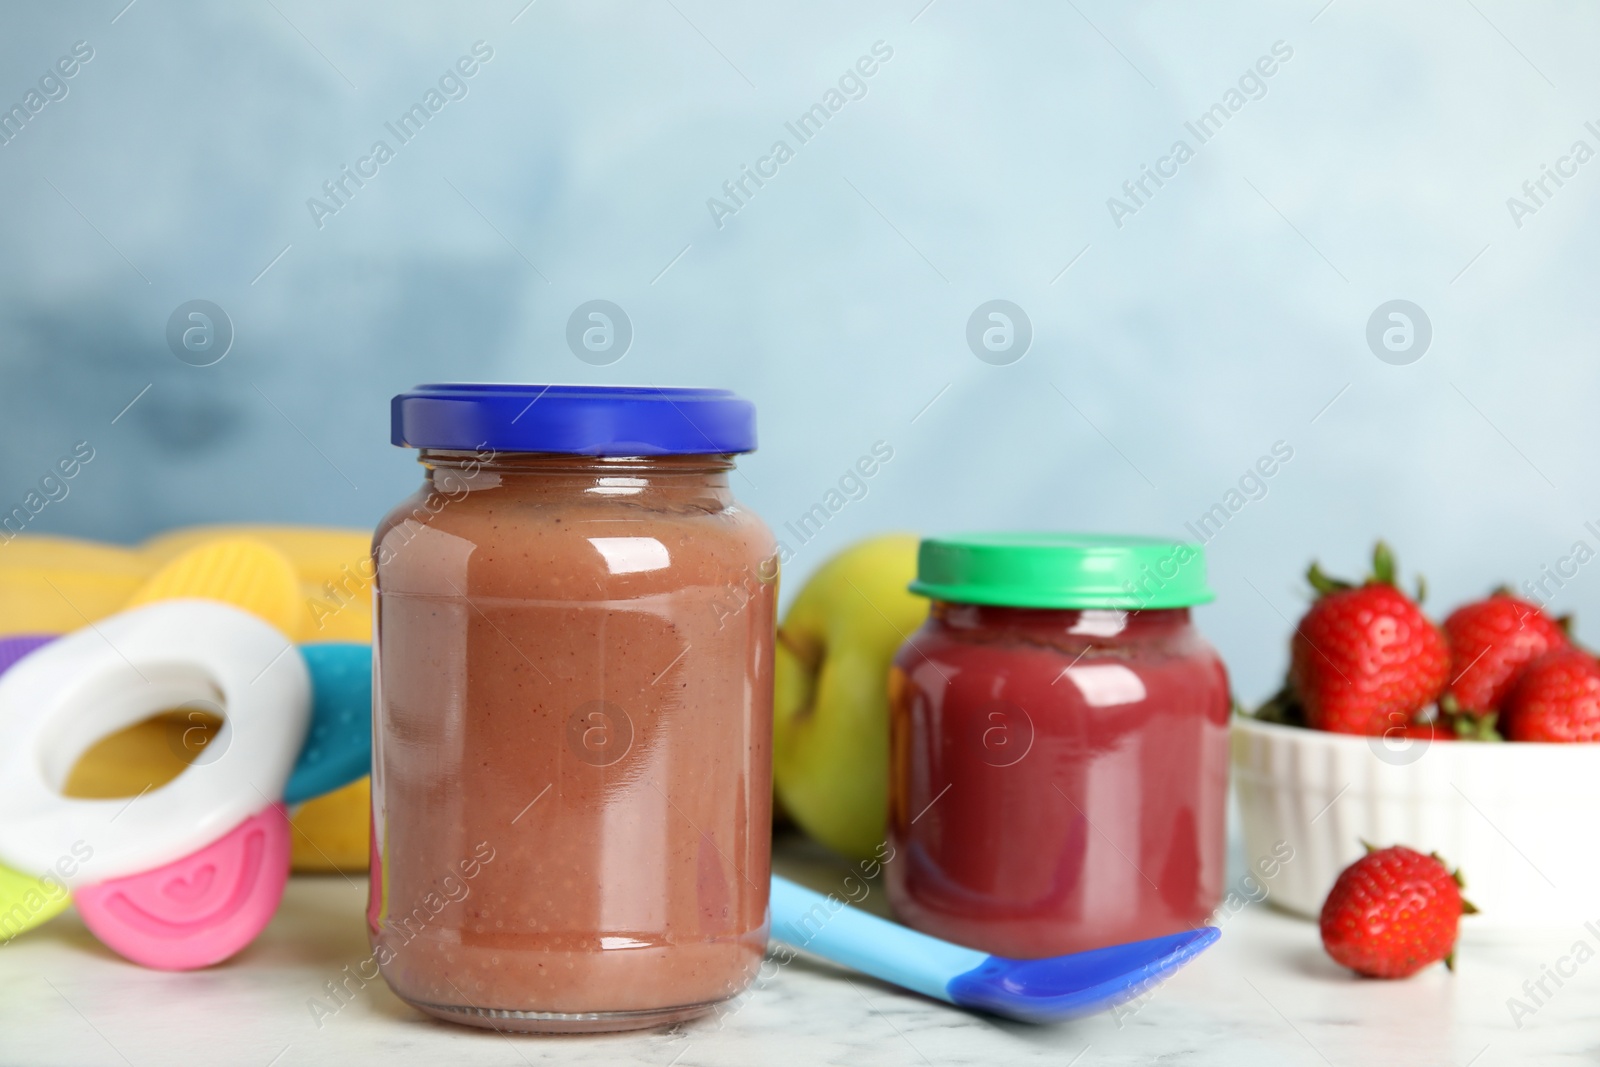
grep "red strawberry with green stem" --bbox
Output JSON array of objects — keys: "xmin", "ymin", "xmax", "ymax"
[
  {"xmin": 1501, "ymin": 647, "xmax": 1600, "ymax": 742},
  {"xmin": 1442, "ymin": 592, "xmax": 1569, "ymax": 715},
  {"xmin": 1320, "ymin": 844, "xmax": 1476, "ymax": 979},
  {"xmin": 1289, "ymin": 542, "xmax": 1449, "ymax": 736}
]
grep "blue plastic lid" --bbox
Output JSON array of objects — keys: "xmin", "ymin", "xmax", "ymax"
[{"xmin": 391, "ymin": 383, "xmax": 757, "ymax": 455}]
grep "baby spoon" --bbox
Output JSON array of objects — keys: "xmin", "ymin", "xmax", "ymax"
[{"xmin": 769, "ymin": 875, "xmax": 1219, "ymax": 1024}]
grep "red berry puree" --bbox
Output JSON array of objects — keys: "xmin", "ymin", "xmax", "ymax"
[{"xmin": 888, "ymin": 601, "xmax": 1230, "ymax": 957}]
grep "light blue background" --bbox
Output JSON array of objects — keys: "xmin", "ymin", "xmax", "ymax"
[{"xmin": 2, "ymin": 1, "xmax": 1597, "ymax": 703}]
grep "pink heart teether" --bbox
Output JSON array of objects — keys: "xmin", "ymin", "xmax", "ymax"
[{"xmin": 75, "ymin": 804, "xmax": 291, "ymax": 970}]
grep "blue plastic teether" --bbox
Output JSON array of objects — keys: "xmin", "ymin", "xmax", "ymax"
[{"xmin": 284, "ymin": 643, "xmax": 371, "ymax": 804}]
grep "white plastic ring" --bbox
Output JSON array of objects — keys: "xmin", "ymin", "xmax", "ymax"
[{"xmin": 0, "ymin": 599, "xmax": 309, "ymax": 887}]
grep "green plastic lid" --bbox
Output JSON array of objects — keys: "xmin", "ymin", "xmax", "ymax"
[{"xmin": 908, "ymin": 532, "xmax": 1214, "ymax": 610}]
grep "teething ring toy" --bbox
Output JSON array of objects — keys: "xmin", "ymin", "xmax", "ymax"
[
  {"xmin": 0, "ymin": 609, "xmax": 376, "ymax": 967},
  {"xmin": 0, "ymin": 600, "xmax": 311, "ymax": 968},
  {"xmin": 0, "ymin": 599, "xmax": 309, "ymax": 884},
  {"xmin": 72, "ymin": 803, "xmax": 294, "ymax": 970}
]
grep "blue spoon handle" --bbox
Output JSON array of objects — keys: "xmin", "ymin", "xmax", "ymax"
[
  {"xmin": 769, "ymin": 875, "xmax": 983, "ymax": 1004},
  {"xmin": 768, "ymin": 874, "xmax": 1221, "ymax": 1024}
]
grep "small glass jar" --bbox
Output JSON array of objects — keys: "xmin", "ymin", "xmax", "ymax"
[
  {"xmin": 370, "ymin": 384, "xmax": 775, "ymax": 1033},
  {"xmin": 886, "ymin": 533, "xmax": 1229, "ymax": 958}
]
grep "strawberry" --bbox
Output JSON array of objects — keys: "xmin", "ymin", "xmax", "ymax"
[
  {"xmin": 1319, "ymin": 844, "xmax": 1476, "ymax": 979},
  {"xmin": 1442, "ymin": 593, "xmax": 1569, "ymax": 714},
  {"xmin": 1501, "ymin": 647, "xmax": 1600, "ymax": 742},
  {"xmin": 1290, "ymin": 542, "xmax": 1449, "ymax": 735}
]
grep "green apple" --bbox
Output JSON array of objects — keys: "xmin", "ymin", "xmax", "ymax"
[{"xmin": 773, "ymin": 533, "xmax": 927, "ymax": 860}]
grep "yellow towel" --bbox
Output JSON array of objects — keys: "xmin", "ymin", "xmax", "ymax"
[
  {"xmin": 289, "ymin": 778, "xmax": 371, "ymax": 873},
  {"xmin": 0, "ymin": 535, "xmax": 155, "ymax": 636}
]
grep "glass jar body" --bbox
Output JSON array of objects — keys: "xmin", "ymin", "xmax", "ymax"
[
  {"xmin": 886, "ymin": 601, "xmax": 1229, "ymax": 958},
  {"xmin": 369, "ymin": 450, "xmax": 775, "ymax": 1032}
]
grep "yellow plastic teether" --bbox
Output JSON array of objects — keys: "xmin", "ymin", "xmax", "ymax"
[
  {"xmin": 142, "ymin": 526, "xmax": 374, "ymax": 642},
  {"xmin": 0, "ymin": 863, "xmax": 72, "ymax": 942},
  {"xmin": 142, "ymin": 525, "xmax": 372, "ymax": 591},
  {"xmin": 126, "ymin": 537, "xmax": 303, "ymax": 639},
  {"xmin": 289, "ymin": 777, "xmax": 370, "ymax": 872}
]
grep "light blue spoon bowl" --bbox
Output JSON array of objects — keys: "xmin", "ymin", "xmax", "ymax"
[{"xmin": 769, "ymin": 875, "xmax": 1220, "ymax": 1024}]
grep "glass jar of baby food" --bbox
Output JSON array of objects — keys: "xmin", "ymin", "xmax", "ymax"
[
  {"xmin": 370, "ymin": 384, "xmax": 776, "ymax": 1033},
  {"xmin": 886, "ymin": 533, "xmax": 1229, "ymax": 958}
]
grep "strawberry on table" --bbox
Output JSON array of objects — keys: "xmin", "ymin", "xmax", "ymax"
[
  {"xmin": 1320, "ymin": 845, "xmax": 1476, "ymax": 979},
  {"xmin": 1289, "ymin": 542, "xmax": 1449, "ymax": 736},
  {"xmin": 1501, "ymin": 647, "xmax": 1600, "ymax": 742},
  {"xmin": 1443, "ymin": 592, "xmax": 1569, "ymax": 715}
]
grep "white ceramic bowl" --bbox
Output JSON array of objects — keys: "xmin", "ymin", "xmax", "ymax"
[{"xmin": 1233, "ymin": 716, "xmax": 1600, "ymax": 935}]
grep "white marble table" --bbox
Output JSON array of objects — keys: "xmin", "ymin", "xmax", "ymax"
[{"xmin": 1, "ymin": 835, "xmax": 1592, "ymax": 1066}]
